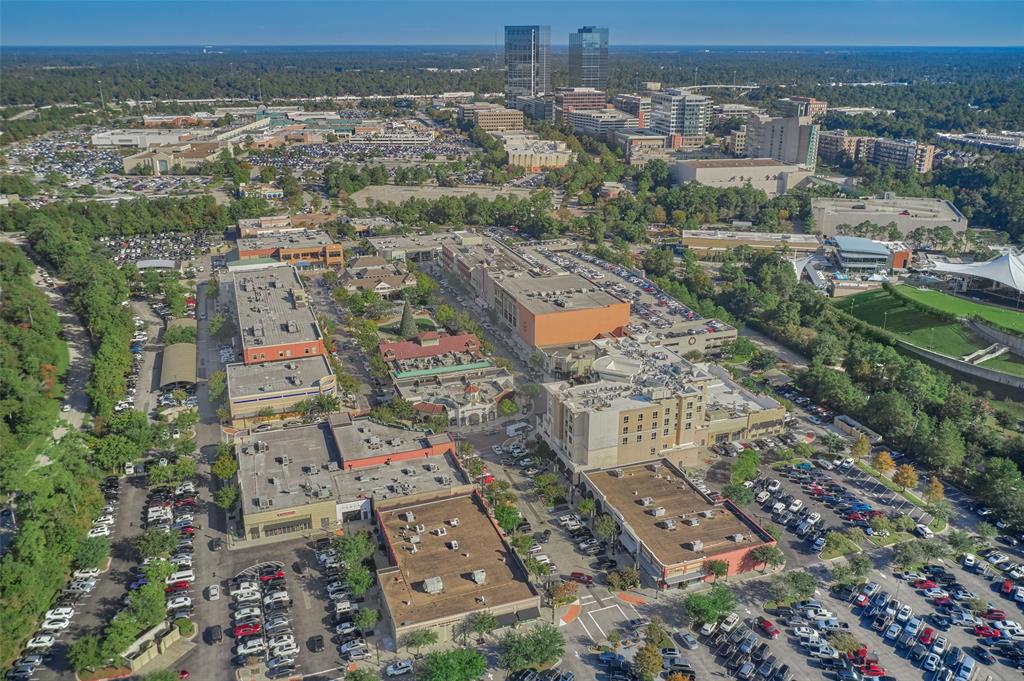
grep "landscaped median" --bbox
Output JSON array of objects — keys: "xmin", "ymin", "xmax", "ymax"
[{"xmin": 855, "ymin": 459, "xmax": 948, "ymax": 533}]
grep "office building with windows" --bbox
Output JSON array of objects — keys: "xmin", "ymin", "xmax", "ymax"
[
  {"xmin": 568, "ymin": 26, "xmax": 609, "ymax": 90},
  {"xmin": 504, "ymin": 25, "xmax": 551, "ymax": 103},
  {"xmin": 649, "ymin": 89, "xmax": 711, "ymax": 150}
]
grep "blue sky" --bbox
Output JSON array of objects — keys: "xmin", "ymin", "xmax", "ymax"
[{"xmin": 2, "ymin": 1, "xmax": 1022, "ymax": 47}]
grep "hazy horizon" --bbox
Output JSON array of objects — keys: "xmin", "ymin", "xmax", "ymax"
[{"xmin": 2, "ymin": 1, "xmax": 1022, "ymax": 48}]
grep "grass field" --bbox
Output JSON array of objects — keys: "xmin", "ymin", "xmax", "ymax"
[
  {"xmin": 895, "ymin": 285, "xmax": 1024, "ymax": 334},
  {"xmin": 837, "ymin": 289, "xmax": 983, "ymax": 356},
  {"xmin": 838, "ymin": 288, "xmax": 1024, "ymax": 376}
]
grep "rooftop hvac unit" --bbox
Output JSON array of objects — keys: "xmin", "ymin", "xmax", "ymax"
[
  {"xmin": 470, "ymin": 569, "xmax": 486, "ymax": 585},
  {"xmin": 434, "ymin": 527, "xmax": 447, "ymax": 537},
  {"xmin": 684, "ymin": 517, "xmax": 700, "ymax": 526},
  {"xmin": 409, "ymin": 535, "xmax": 421, "ymax": 544},
  {"xmin": 414, "ymin": 524, "xmax": 425, "ymax": 534},
  {"xmin": 688, "ymin": 539, "xmax": 704, "ymax": 552},
  {"xmin": 658, "ymin": 519, "xmax": 677, "ymax": 530},
  {"xmin": 422, "ymin": 576, "xmax": 444, "ymax": 594},
  {"xmin": 611, "ymin": 468, "xmax": 624, "ymax": 478},
  {"xmin": 400, "ymin": 511, "xmax": 416, "ymax": 522},
  {"xmin": 700, "ymin": 510, "xmax": 714, "ymax": 518},
  {"xmin": 448, "ymin": 518, "xmax": 460, "ymax": 527},
  {"xmin": 730, "ymin": 533, "xmax": 745, "ymax": 542},
  {"xmin": 449, "ymin": 540, "xmax": 459, "ymax": 551},
  {"xmin": 650, "ymin": 507, "xmax": 666, "ymax": 517},
  {"xmin": 639, "ymin": 497, "xmax": 654, "ymax": 507},
  {"xmin": 648, "ymin": 462, "xmax": 663, "ymax": 472},
  {"xmin": 409, "ymin": 544, "xmax": 418, "ymax": 554}
]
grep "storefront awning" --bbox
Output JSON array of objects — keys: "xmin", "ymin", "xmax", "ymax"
[{"xmin": 496, "ymin": 612, "xmax": 518, "ymax": 628}]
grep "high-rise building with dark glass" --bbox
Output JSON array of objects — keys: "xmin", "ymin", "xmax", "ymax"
[
  {"xmin": 568, "ymin": 26, "xmax": 609, "ymax": 90},
  {"xmin": 504, "ymin": 25, "xmax": 551, "ymax": 102}
]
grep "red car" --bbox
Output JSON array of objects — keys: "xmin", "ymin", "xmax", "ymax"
[
  {"xmin": 1001, "ymin": 579, "xmax": 1015, "ymax": 595},
  {"xmin": 986, "ymin": 609, "xmax": 1007, "ymax": 621},
  {"xmin": 974, "ymin": 625, "xmax": 999, "ymax": 638},
  {"xmin": 866, "ymin": 510, "xmax": 886, "ymax": 519},
  {"xmin": 165, "ymin": 581, "xmax": 189, "ymax": 593},
  {"xmin": 570, "ymin": 572, "xmax": 594, "ymax": 586},
  {"xmin": 846, "ymin": 512, "xmax": 865, "ymax": 521},
  {"xmin": 913, "ymin": 579, "xmax": 937, "ymax": 589},
  {"xmin": 854, "ymin": 594, "xmax": 870, "ymax": 607},
  {"xmin": 175, "ymin": 497, "xmax": 196, "ymax": 507},
  {"xmin": 756, "ymin": 617, "xmax": 780, "ymax": 639},
  {"xmin": 860, "ymin": 664, "xmax": 886, "ymax": 678},
  {"xmin": 919, "ymin": 628, "xmax": 935, "ymax": 645},
  {"xmin": 234, "ymin": 622, "xmax": 261, "ymax": 637},
  {"xmin": 179, "ymin": 527, "xmax": 195, "ymax": 536},
  {"xmin": 259, "ymin": 569, "xmax": 285, "ymax": 582},
  {"xmin": 933, "ymin": 596, "xmax": 952, "ymax": 606}
]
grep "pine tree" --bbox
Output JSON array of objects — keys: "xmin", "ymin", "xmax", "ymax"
[{"xmin": 399, "ymin": 299, "xmax": 417, "ymax": 339}]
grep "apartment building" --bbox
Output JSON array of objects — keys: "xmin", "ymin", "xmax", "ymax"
[
  {"xmin": 540, "ymin": 339, "xmax": 785, "ymax": 477},
  {"xmin": 818, "ymin": 130, "xmax": 935, "ymax": 173},
  {"xmin": 745, "ymin": 113, "xmax": 819, "ymax": 168},
  {"xmin": 817, "ymin": 129, "xmax": 873, "ymax": 165}
]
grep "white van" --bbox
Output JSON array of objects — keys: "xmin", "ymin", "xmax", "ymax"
[
  {"xmin": 333, "ymin": 600, "xmax": 361, "ymax": 615},
  {"xmin": 124, "ymin": 462, "xmax": 135, "ymax": 476},
  {"xmin": 165, "ymin": 569, "xmax": 195, "ymax": 584},
  {"xmin": 755, "ymin": 491, "xmax": 771, "ymax": 504}
]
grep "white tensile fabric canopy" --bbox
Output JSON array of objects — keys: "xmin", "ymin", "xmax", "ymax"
[{"xmin": 930, "ymin": 252, "xmax": 1024, "ymax": 293}]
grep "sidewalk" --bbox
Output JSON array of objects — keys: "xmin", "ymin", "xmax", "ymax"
[{"xmin": 131, "ymin": 637, "xmax": 195, "ymax": 677}]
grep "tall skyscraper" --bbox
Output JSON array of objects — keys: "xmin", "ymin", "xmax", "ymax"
[
  {"xmin": 568, "ymin": 26, "xmax": 609, "ymax": 90},
  {"xmin": 504, "ymin": 25, "xmax": 551, "ymax": 102}
]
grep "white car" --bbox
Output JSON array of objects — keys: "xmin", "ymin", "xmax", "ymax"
[
  {"xmin": 271, "ymin": 642, "xmax": 300, "ymax": 657},
  {"xmin": 72, "ymin": 568, "xmax": 100, "ymax": 579},
  {"xmin": 87, "ymin": 526, "xmax": 111, "ymax": 538},
  {"xmin": 995, "ymin": 620, "xmax": 1023, "ymax": 636},
  {"xmin": 767, "ymin": 479, "xmax": 781, "ymax": 493},
  {"xmin": 45, "ymin": 607, "xmax": 74, "ymax": 620},
  {"xmin": 923, "ymin": 588, "xmax": 949, "ymax": 599},
  {"xmin": 207, "ymin": 585, "xmax": 220, "ymax": 601},
  {"xmin": 68, "ymin": 578, "xmax": 97, "ymax": 593},
  {"xmin": 233, "ymin": 606, "xmax": 263, "ymax": 622},
  {"xmin": 170, "ymin": 555, "xmax": 193, "ymax": 568},
  {"xmin": 25, "ymin": 636, "xmax": 56, "ymax": 650},
  {"xmin": 234, "ymin": 590, "xmax": 261, "ymax": 604},
  {"xmin": 176, "ymin": 482, "xmax": 195, "ymax": 495},
  {"xmin": 808, "ymin": 644, "xmax": 839, "ymax": 659},
  {"xmin": 267, "ymin": 634, "xmax": 295, "ymax": 648},
  {"xmin": 40, "ymin": 618, "xmax": 71, "ymax": 632},
  {"xmin": 806, "ymin": 512, "xmax": 821, "ymax": 525},
  {"xmin": 1013, "ymin": 587, "xmax": 1024, "ymax": 604},
  {"xmin": 915, "ymin": 524, "xmax": 934, "ymax": 539},
  {"xmin": 230, "ymin": 580, "xmax": 258, "ymax": 596},
  {"xmin": 340, "ymin": 639, "xmax": 367, "ymax": 654},
  {"xmin": 987, "ymin": 552, "xmax": 1010, "ymax": 565},
  {"xmin": 963, "ymin": 554, "xmax": 977, "ymax": 568},
  {"xmin": 92, "ymin": 515, "xmax": 115, "ymax": 526},
  {"xmin": 792, "ymin": 627, "xmax": 819, "ymax": 640},
  {"xmin": 719, "ymin": 613, "xmax": 740, "ymax": 632},
  {"xmin": 264, "ymin": 590, "xmax": 290, "ymax": 606},
  {"xmin": 235, "ymin": 640, "xmax": 266, "ymax": 656},
  {"xmin": 385, "ymin": 660, "xmax": 414, "ymax": 677},
  {"xmin": 166, "ymin": 596, "xmax": 192, "ymax": 610},
  {"xmin": 534, "ymin": 554, "xmax": 551, "ymax": 565},
  {"xmin": 335, "ymin": 623, "xmax": 357, "ymax": 635}
]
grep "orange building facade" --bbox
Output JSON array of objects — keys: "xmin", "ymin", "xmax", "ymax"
[
  {"xmin": 243, "ymin": 338, "xmax": 325, "ymax": 366},
  {"xmin": 238, "ymin": 241, "xmax": 344, "ymax": 269},
  {"xmin": 515, "ymin": 300, "xmax": 630, "ymax": 348}
]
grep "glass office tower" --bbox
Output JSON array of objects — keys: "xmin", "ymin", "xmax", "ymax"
[
  {"xmin": 505, "ymin": 25, "xmax": 551, "ymax": 101},
  {"xmin": 568, "ymin": 26, "xmax": 609, "ymax": 90}
]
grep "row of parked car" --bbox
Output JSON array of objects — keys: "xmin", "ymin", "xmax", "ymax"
[
  {"xmin": 225, "ymin": 565, "xmax": 298, "ymax": 678},
  {"xmin": 7, "ymin": 477, "xmax": 124, "ymax": 679},
  {"xmin": 698, "ymin": 611, "xmax": 795, "ymax": 681}
]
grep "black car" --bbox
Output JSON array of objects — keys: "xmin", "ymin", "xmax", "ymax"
[
  {"xmin": 929, "ymin": 613, "xmax": 951, "ymax": 630},
  {"xmin": 971, "ymin": 646, "xmax": 995, "ymax": 664},
  {"xmin": 266, "ymin": 666, "xmax": 297, "ymax": 679},
  {"xmin": 206, "ymin": 625, "xmax": 222, "ymax": 644},
  {"xmin": 308, "ymin": 635, "xmax": 324, "ymax": 653}
]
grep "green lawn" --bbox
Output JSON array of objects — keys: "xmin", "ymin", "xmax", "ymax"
[
  {"xmin": 979, "ymin": 352, "xmax": 1024, "ymax": 377},
  {"xmin": 894, "ymin": 285, "xmax": 1024, "ymax": 334},
  {"xmin": 837, "ymin": 289, "xmax": 984, "ymax": 356}
]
